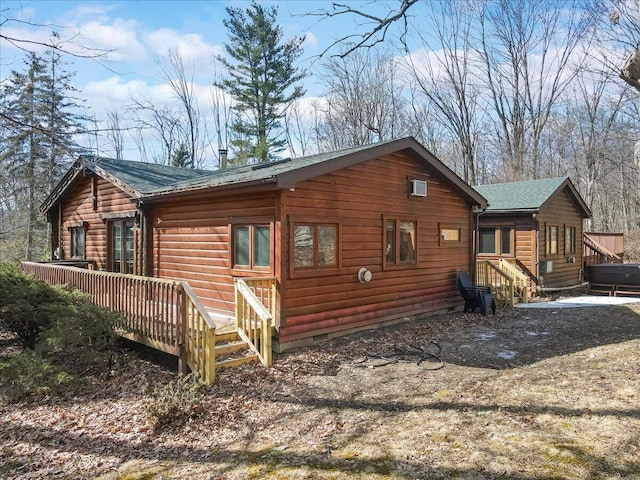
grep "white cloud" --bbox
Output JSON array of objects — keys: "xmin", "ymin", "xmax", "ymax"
[
  {"xmin": 77, "ymin": 19, "xmax": 148, "ymax": 62},
  {"xmin": 303, "ymin": 32, "xmax": 318, "ymax": 48},
  {"xmin": 66, "ymin": 4, "xmax": 118, "ymax": 23},
  {"xmin": 144, "ymin": 28, "xmax": 222, "ymax": 67}
]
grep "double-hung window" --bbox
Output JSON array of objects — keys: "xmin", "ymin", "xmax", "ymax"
[
  {"xmin": 546, "ymin": 225, "xmax": 559, "ymax": 255},
  {"xmin": 565, "ymin": 226, "xmax": 576, "ymax": 255}
]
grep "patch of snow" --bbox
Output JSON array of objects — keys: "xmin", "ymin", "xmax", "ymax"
[
  {"xmin": 517, "ymin": 295, "xmax": 640, "ymax": 309},
  {"xmin": 497, "ymin": 350, "xmax": 518, "ymax": 359},
  {"xmin": 477, "ymin": 332, "xmax": 497, "ymax": 340},
  {"xmin": 525, "ymin": 331, "xmax": 550, "ymax": 336}
]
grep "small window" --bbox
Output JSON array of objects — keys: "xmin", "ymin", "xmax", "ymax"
[
  {"xmin": 232, "ymin": 224, "xmax": 271, "ymax": 271},
  {"xmin": 293, "ymin": 223, "xmax": 338, "ymax": 270},
  {"xmin": 565, "ymin": 226, "xmax": 576, "ymax": 255},
  {"xmin": 384, "ymin": 217, "xmax": 417, "ymax": 268},
  {"xmin": 500, "ymin": 227, "xmax": 512, "ymax": 255},
  {"xmin": 70, "ymin": 226, "xmax": 85, "ymax": 258},
  {"xmin": 479, "ymin": 226, "xmax": 513, "ymax": 256},
  {"xmin": 479, "ymin": 228, "xmax": 496, "ymax": 254},
  {"xmin": 547, "ymin": 225, "xmax": 559, "ymax": 255},
  {"xmin": 440, "ymin": 225, "xmax": 461, "ymax": 244}
]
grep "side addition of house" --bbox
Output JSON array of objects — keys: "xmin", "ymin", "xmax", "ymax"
[{"xmin": 473, "ymin": 177, "xmax": 591, "ymax": 290}]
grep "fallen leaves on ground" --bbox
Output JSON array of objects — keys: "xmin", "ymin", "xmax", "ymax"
[{"xmin": 1, "ymin": 297, "xmax": 639, "ymax": 479}]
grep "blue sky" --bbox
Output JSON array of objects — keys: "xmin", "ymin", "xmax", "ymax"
[
  {"xmin": 1, "ymin": 1, "xmax": 407, "ymax": 92},
  {"xmin": 2, "ymin": 1, "xmax": 410, "ymax": 163}
]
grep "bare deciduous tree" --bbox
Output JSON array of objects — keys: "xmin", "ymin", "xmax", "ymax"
[
  {"xmin": 105, "ymin": 110, "xmax": 126, "ymax": 160},
  {"xmin": 306, "ymin": 0, "xmax": 418, "ymax": 58},
  {"xmin": 315, "ymin": 50, "xmax": 412, "ymax": 150},
  {"xmin": 478, "ymin": 0, "xmax": 592, "ymax": 180},
  {"xmin": 161, "ymin": 50, "xmax": 208, "ymax": 168},
  {"xmin": 403, "ymin": 0, "xmax": 483, "ymax": 184}
]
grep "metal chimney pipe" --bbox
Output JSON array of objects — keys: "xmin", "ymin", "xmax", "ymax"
[{"xmin": 219, "ymin": 149, "xmax": 228, "ymax": 169}]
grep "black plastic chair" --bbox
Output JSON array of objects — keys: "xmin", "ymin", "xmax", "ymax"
[{"xmin": 457, "ymin": 270, "xmax": 496, "ymax": 315}]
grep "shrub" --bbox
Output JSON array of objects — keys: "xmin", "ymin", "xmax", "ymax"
[
  {"xmin": 145, "ymin": 373, "xmax": 205, "ymax": 431},
  {"xmin": 38, "ymin": 288, "xmax": 120, "ymax": 373},
  {"xmin": 0, "ymin": 263, "xmax": 125, "ymax": 401},
  {"xmin": 0, "ymin": 350, "xmax": 74, "ymax": 402},
  {"xmin": 0, "ymin": 266, "xmax": 67, "ymax": 349}
]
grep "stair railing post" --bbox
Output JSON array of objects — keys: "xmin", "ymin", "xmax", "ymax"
[
  {"xmin": 204, "ymin": 322, "xmax": 216, "ymax": 385},
  {"xmin": 177, "ymin": 283, "xmax": 188, "ymax": 374}
]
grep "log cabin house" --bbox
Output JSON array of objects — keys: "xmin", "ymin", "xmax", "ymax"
[
  {"xmin": 39, "ymin": 137, "xmax": 488, "ymax": 353},
  {"xmin": 473, "ymin": 177, "xmax": 592, "ymax": 291}
]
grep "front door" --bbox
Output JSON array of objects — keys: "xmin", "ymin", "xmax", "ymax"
[{"xmin": 109, "ymin": 219, "xmax": 136, "ymax": 274}]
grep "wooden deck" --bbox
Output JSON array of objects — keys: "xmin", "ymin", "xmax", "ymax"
[{"xmin": 20, "ymin": 262, "xmax": 275, "ymax": 384}]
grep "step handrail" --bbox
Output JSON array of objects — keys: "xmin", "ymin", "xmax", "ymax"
[
  {"xmin": 498, "ymin": 259, "xmax": 529, "ymax": 303},
  {"xmin": 180, "ymin": 282, "xmax": 217, "ymax": 385},
  {"xmin": 235, "ymin": 278, "xmax": 273, "ymax": 367},
  {"xmin": 584, "ymin": 233, "xmax": 622, "ymax": 261}
]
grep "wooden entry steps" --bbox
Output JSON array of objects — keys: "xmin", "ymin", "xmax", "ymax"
[
  {"xmin": 20, "ymin": 262, "xmax": 276, "ymax": 385},
  {"xmin": 214, "ymin": 331, "xmax": 259, "ymax": 369}
]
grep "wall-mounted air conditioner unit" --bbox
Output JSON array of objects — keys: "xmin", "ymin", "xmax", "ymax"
[{"xmin": 411, "ymin": 180, "xmax": 427, "ymax": 197}]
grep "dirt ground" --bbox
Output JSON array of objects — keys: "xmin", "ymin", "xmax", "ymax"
[{"xmin": 1, "ymin": 293, "xmax": 640, "ymax": 479}]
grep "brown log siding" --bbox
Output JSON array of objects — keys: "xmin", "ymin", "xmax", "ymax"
[
  {"xmin": 150, "ymin": 192, "xmax": 278, "ymax": 316},
  {"xmin": 278, "ymin": 152, "xmax": 473, "ymax": 343},
  {"xmin": 537, "ymin": 189, "xmax": 584, "ymax": 287},
  {"xmin": 60, "ymin": 175, "xmax": 137, "ymax": 269}
]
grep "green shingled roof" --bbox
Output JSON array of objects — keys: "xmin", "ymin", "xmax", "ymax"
[
  {"xmin": 473, "ymin": 177, "xmax": 568, "ymax": 211},
  {"xmin": 84, "ymin": 139, "xmax": 426, "ymax": 196},
  {"xmin": 145, "ymin": 141, "xmax": 385, "ymax": 194},
  {"xmin": 82, "ymin": 156, "xmax": 211, "ymax": 195},
  {"xmin": 42, "ymin": 137, "xmax": 488, "ymax": 213}
]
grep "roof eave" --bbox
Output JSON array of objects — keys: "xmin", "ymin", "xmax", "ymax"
[
  {"xmin": 141, "ymin": 177, "xmax": 280, "ymax": 203},
  {"xmin": 88, "ymin": 163, "xmax": 142, "ymax": 199},
  {"xmin": 40, "ymin": 159, "xmax": 84, "ymax": 214},
  {"xmin": 539, "ymin": 178, "xmax": 592, "ymax": 219},
  {"xmin": 483, "ymin": 208, "xmax": 540, "ymax": 214}
]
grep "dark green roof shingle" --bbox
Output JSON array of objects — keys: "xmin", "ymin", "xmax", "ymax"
[
  {"xmin": 473, "ymin": 177, "xmax": 568, "ymax": 211},
  {"xmin": 82, "ymin": 156, "xmax": 211, "ymax": 195}
]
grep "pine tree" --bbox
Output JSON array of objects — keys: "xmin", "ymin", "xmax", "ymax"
[
  {"xmin": 219, "ymin": 1, "xmax": 306, "ymax": 164},
  {"xmin": 0, "ymin": 51, "xmax": 86, "ymax": 260},
  {"xmin": 171, "ymin": 143, "xmax": 191, "ymax": 167}
]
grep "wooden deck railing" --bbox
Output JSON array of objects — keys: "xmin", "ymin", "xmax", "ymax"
[
  {"xmin": 476, "ymin": 260, "xmax": 517, "ymax": 306},
  {"xmin": 21, "ymin": 261, "xmax": 217, "ymax": 385},
  {"xmin": 583, "ymin": 233, "xmax": 623, "ymax": 266},
  {"xmin": 234, "ymin": 277, "xmax": 275, "ymax": 367}
]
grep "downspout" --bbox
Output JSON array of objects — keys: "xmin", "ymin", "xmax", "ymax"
[
  {"xmin": 136, "ymin": 200, "xmax": 146, "ymax": 276},
  {"xmin": 533, "ymin": 213, "xmax": 540, "ymax": 288},
  {"xmin": 472, "ymin": 206, "xmax": 485, "ymax": 281},
  {"xmin": 537, "ymin": 282, "xmax": 589, "ymax": 293}
]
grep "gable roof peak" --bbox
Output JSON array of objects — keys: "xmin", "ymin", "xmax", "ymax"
[{"xmin": 473, "ymin": 176, "xmax": 590, "ymax": 218}]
